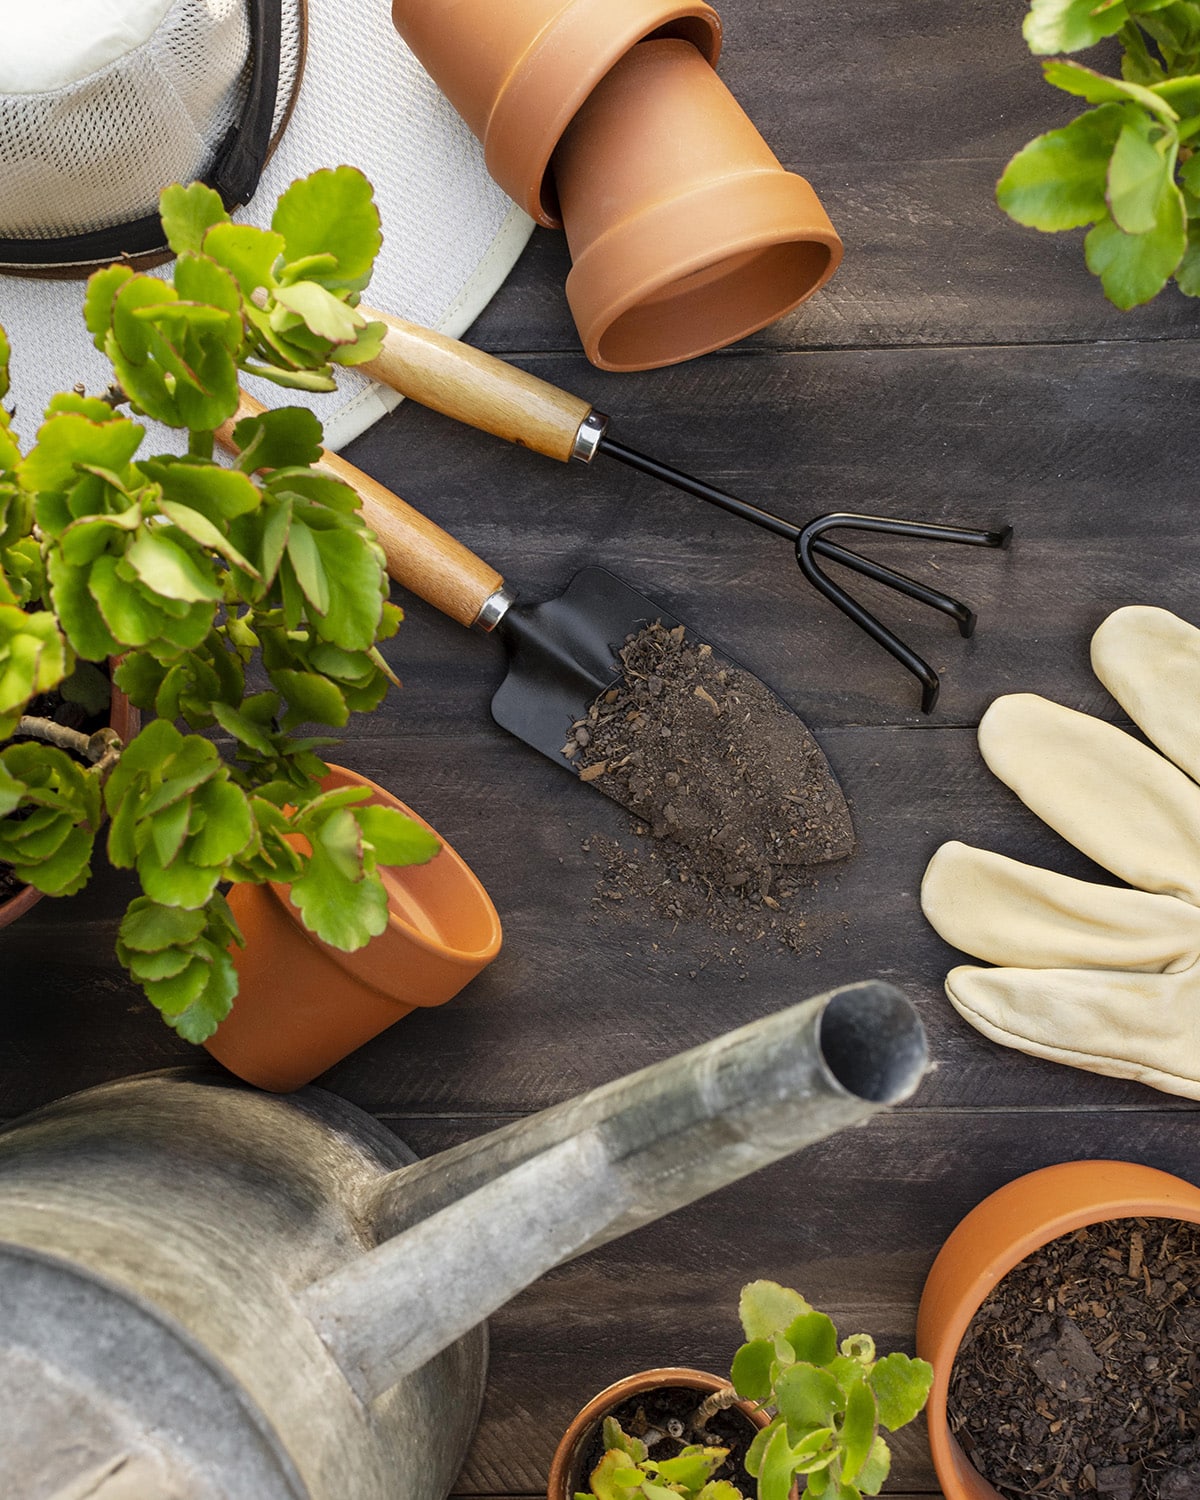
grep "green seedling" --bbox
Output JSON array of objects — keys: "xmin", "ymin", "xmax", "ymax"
[
  {"xmin": 577, "ymin": 1417, "xmax": 743, "ymax": 1500},
  {"xmin": 998, "ymin": 0, "xmax": 1200, "ymax": 307},
  {"xmin": 0, "ymin": 167, "xmax": 438, "ymax": 1041},
  {"xmin": 577, "ymin": 1283, "xmax": 933, "ymax": 1500}
]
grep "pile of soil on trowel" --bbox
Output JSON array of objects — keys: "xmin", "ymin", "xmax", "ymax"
[{"xmin": 564, "ymin": 622, "xmax": 855, "ymax": 953}]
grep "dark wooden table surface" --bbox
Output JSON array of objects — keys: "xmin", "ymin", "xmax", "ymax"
[{"xmin": 3, "ymin": 3, "xmax": 1199, "ymax": 1496}]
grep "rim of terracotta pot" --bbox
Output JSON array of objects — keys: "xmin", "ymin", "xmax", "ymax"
[
  {"xmin": 916, "ymin": 1159, "xmax": 1200, "ymax": 1500},
  {"xmin": 483, "ymin": 0, "xmax": 723, "ymax": 227},
  {"xmin": 547, "ymin": 1366, "xmax": 768, "ymax": 1500},
  {"xmin": 277, "ymin": 764, "xmax": 503, "ymax": 981},
  {"xmin": 565, "ymin": 169, "xmax": 842, "ymax": 371},
  {"xmin": 0, "ymin": 664, "xmax": 138, "ymax": 932}
]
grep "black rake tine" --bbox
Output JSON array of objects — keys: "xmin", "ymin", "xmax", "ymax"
[{"xmin": 809, "ymin": 536, "xmax": 977, "ymax": 637}]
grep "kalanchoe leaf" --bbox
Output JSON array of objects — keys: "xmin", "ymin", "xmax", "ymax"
[
  {"xmin": 1085, "ymin": 178, "xmax": 1188, "ymax": 303},
  {"xmin": 744, "ymin": 1418, "xmax": 778, "ymax": 1480},
  {"xmin": 838, "ymin": 1377, "xmax": 877, "ymax": 1485},
  {"xmin": 840, "ymin": 1334, "xmax": 875, "ymax": 1366},
  {"xmin": 1107, "ymin": 113, "xmax": 1177, "ymax": 232},
  {"xmin": 740, "ymin": 1280, "xmax": 813, "ymax": 1341},
  {"xmin": 288, "ymin": 805, "xmax": 389, "ymax": 950},
  {"xmin": 330, "ymin": 318, "xmax": 388, "ymax": 367},
  {"xmin": 785, "ymin": 1311, "xmax": 839, "ymax": 1368},
  {"xmin": 159, "ymin": 182, "xmax": 230, "ymax": 256},
  {"xmin": 119, "ymin": 897, "xmax": 208, "ymax": 952},
  {"xmin": 1043, "ymin": 58, "xmax": 1180, "ymax": 121},
  {"xmin": 759, "ymin": 1425, "xmax": 799, "ymax": 1500},
  {"xmin": 83, "ymin": 264, "xmax": 135, "ymax": 352},
  {"xmin": 998, "ymin": 105, "xmax": 1126, "ymax": 230},
  {"xmin": 853, "ymin": 1436, "xmax": 891, "ymax": 1497},
  {"xmin": 774, "ymin": 1363, "xmax": 844, "ymax": 1432},
  {"xmin": 1024, "ymin": 0, "xmax": 1130, "ymax": 54},
  {"xmin": 1178, "ymin": 222, "xmax": 1200, "ymax": 290},
  {"xmin": 273, "ymin": 280, "xmax": 371, "ymax": 343},
  {"xmin": 271, "ymin": 166, "xmax": 382, "ymax": 292},
  {"xmin": 867, "ymin": 1353, "xmax": 934, "ymax": 1432},
  {"xmin": 203, "ymin": 221, "xmax": 285, "ymax": 299},
  {"xmin": 231, "ymin": 407, "xmax": 324, "ymax": 472},
  {"xmin": 731, "ymin": 1337, "xmax": 776, "ymax": 1401},
  {"xmin": 21, "ymin": 411, "xmax": 143, "ymax": 495},
  {"xmin": 125, "ymin": 530, "xmax": 223, "ymax": 604}
]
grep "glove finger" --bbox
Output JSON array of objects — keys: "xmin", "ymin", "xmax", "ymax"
[
  {"xmin": 978, "ymin": 693, "xmax": 1200, "ymax": 904},
  {"xmin": 1091, "ymin": 606, "xmax": 1200, "ymax": 787},
  {"xmin": 923, "ymin": 842, "xmax": 1200, "ymax": 972},
  {"xmin": 945, "ymin": 964, "xmax": 1200, "ymax": 1101}
]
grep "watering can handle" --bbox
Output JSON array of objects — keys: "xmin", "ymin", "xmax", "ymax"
[
  {"xmin": 216, "ymin": 394, "xmax": 506, "ymax": 629},
  {"xmin": 361, "ymin": 308, "xmax": 600, "ymax": 464}
]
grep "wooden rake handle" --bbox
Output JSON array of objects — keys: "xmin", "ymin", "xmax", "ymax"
[
  {"xmin": 216, "ymin": 394, "xmax": 505, "ymax": 630},
  {"xmin": 360, "ymin": 308, "xmax": 595, "ymax": 464}
]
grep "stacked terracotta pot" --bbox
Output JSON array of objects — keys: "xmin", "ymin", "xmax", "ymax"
[{"xmin": 391, "ymin": 0, "xmax": 842, "ymax": 371}]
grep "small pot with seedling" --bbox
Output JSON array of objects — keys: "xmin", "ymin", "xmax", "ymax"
[
  {"xmin": 0, "ymin": 165, "xmax": 500, "ymax": 1080},
  {"xmin": 550, "ymin": 1280, "xmax": 934, "ymax": 1500}
]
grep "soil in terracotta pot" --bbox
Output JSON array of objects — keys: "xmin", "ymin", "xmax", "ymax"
[
  {"xmin": 567, "ymin": 622, "xmax": 854, "ymax": 955},
  {"xmin": 948, "ymin": 1217, "xmax": 1200, "ymax": 1500},
  {"xmin": 576, "ymin": 1386, "xmax": 760, "ymax": 1493}
]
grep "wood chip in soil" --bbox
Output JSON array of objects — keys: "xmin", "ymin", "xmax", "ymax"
[{"xmin": 567, "ymin": 621, "xmax": 855, "ymax": 955}]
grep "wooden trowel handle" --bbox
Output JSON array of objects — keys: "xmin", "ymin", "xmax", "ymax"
[
  {"xmin": 361, "ymin": 308, "xmax": 596, "ymax": 464},
  {"xmin": 217, "ymin": 395, "xmax": 506, "ymax": 630}
]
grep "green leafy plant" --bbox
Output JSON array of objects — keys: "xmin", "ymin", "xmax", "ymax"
[
  {"xmin": 997, "ymin": 0, "xmax": 1200, "ymax": 306},
  {"xmin": 577, "ymin": 1417, "xmax": 742, "ymax": 1500},
  {"xmin": 0, "ymin": 166, "xmax": 439, "ymax": 1042},
  {"xmin": 576, "ymin": 1283, "xmax": 933, "ymax": 1500}
]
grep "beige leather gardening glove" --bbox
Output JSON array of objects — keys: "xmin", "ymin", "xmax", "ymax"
[{"xmin": 921, "ymin": 605, "xmax": 1200, "ymax": 1100}]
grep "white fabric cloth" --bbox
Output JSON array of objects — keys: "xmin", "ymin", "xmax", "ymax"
[
  {"xmin": 0, "ymin": 0, "xmax": 534, "ymax": 450},
  {"xmin": 0, "ymin": 0, "xmax": 176, "ymax": 92}
]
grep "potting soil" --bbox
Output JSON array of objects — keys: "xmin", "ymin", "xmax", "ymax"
[
  {"xmin": 576, "ymin": 1386, "xmax": 760, "ymax": 1493},
  {"xmin": 949, "ymin": 1217, "xmax": 1200, "ymax": 1500},
  {"xmin": 566, "ymin": 621, "xmax": 854, "ymax": 954}
]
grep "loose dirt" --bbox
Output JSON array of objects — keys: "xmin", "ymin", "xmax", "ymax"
[{"xmin": 566, "ymin": 622, "xmax": 854, "ymax": 955}]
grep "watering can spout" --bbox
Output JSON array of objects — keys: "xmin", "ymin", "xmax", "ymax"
[{"xmin": 301, "ymin": 980, "xmax": 927, "ymax": 1403}]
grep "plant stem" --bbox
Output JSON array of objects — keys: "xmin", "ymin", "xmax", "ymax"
[
  {"xmin": 16, "ymin": 717, "xmax": 123, "ymax": 777},
  {"xmin": 693, "ymin": 1389, "xmax": 740, "ymax": 1430}
]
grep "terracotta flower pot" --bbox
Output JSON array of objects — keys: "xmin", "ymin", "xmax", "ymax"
[
  {"xmin": 0, "ymin": 667, "xmax": 139, "ymax": 931},
  {"xmin": 204, "ymin": 765, "xmax": 502, "ymax": 1093},
  {"xmin": 389, "ymin": 0, "xmax": 722, "ymax": 227},
  {"xmin": 916, "ymin": 1160, "xmax": 1200, "ymax": 1500},
  {"xmin": 554, "ymin": 38, "xmax": 843, "ymax": 371},
  {"xmin": 547, "ymin": 1366, "xmax": 769, "ymax": 1500}
]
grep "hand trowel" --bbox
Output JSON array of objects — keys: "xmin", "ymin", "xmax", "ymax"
[{"xmin": 225, "ymin": 398, "xmax": 854, "ymax": 864}]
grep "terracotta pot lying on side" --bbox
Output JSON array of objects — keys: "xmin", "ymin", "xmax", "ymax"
[
  {"xmin": 204, "ymin": 764, "xmax": 503, "ymax": 1093},
  {"xmin": 916, "ymin": 1159, "xmax": 1200, "ymax": 1500},
  {"xmin": 548, "ymin": 1366, "xmax": 769, "ymax": 1500},
  {"xmin": 0, "ymin": 669, "xmax": 139, "ymax": 932},
  {"xmin": 390, "ymin": 0, "xmax": 723, "ymax": 226},
  {"xmin": 553, "ymin": 37, "xmax": 843, "ymax": 371}
]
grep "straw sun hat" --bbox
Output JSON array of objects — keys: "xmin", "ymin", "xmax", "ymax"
[{"xmin": 0, "ymin": 0, "xmax": 534, "ymax": 449}]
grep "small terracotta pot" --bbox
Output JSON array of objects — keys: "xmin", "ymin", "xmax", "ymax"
[
  {"xmin": 204, "ymin": 765, "xmax": 502, "ymax": 1093},
  {"xmin": 390, "ymin": 0, "xmax": 722, "ymax": 227},
  {"xmin": 547, "ymin": 1367, "xmax": 768, "ymax": 1500},
  {"xmin": 0, "ymin": 667, "xmax": 139, "ymax": 931},
  {"xmin": 554, "ymin": 38, "xmax": 843, "ymax": 371},
  {"xmin": 916, "ymin": 1160, "xmax": 1200, "ymax": 1500}
]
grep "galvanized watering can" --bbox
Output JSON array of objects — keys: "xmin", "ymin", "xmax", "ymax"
[{"xmin": 0, "ymin": 980, "xmax": 927, "ymax": 1500}]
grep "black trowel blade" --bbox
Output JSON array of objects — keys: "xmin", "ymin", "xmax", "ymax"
[{"xmin": 491, "ymin": 566, "xmax": 681, "ymax": 770}]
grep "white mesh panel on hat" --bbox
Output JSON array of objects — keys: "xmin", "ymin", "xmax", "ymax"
[
  {"xmin": 0, "ymin": 0, "xmax": 252, "ymax": 239},
  {"xmin": 0, "ymin": 0, "xmax": 533, "ymax": 452}
]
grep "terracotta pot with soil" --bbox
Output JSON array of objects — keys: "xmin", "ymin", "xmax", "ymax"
[
  {"xmin": 389, "ymin": 0, "xmax": 722, "ymax": 226},
  {"xmin": 0, "ymin": 667, "xmax": 138, "ymax": 931},
  {"xmin": 548, "ymin": 1367, "xmax": 769, "ymax": 1500},
  {"xmin": 553, "ymin": 38, "xmax": 843, "ymax": 371},
  {"xmin": 917, "ymin": 1161, "xmax": 1200, "ymax": 1500},
  {"xmin": 204, "ymin": 765, "xmax": 502, "ymax": 1093}
]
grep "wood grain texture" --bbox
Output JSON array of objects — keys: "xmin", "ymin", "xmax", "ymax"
[
  {"xmin": 3, "ymin": 2, "xmax": 1200, "ymax": 1498},
  {"xmin": 363, "ymin": 311, "xmax": 593, "ymax": 463}
]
